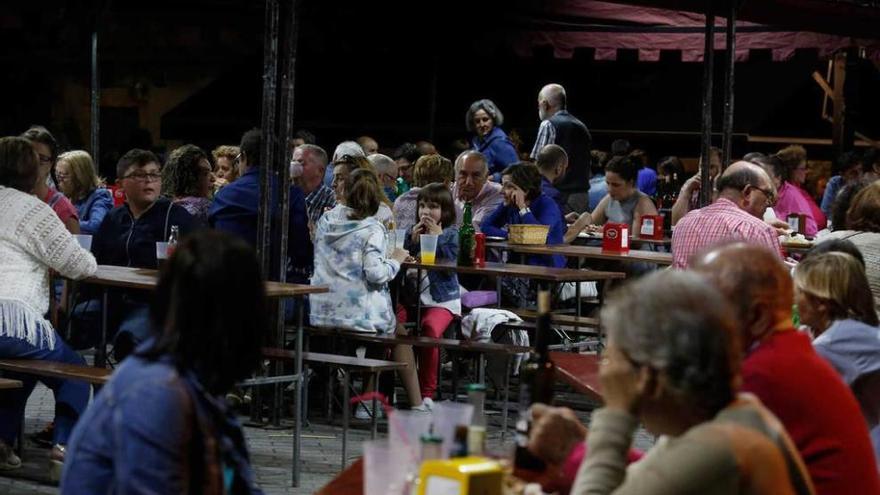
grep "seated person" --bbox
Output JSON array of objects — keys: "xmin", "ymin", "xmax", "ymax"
[
  {"xmin": 565, "ymin": 155, "xmax": 657, "ymax": 243},
  {"xmin": 0, "ymin": 136, "xmax": 97, "ymax": 477},
  {"xmin": 533, "ymin": 270, "xmax": 813, "ymax": 495},
  {"xmin": 670, "ymin": 146, "xmax": 722, "ymax": 225},
  {"xmin": 309, "ymin": 169, "xmax": 427, "ymax": 410},
  {"xmin": 75, "ymin": 149, "xmax": 198, "ymax": 360},
  {"xmin": 55, "ymin": 150, "xmax": 113, "ymax": 235},
  {"xmin": 209, "ymin": 128, "xmax": 312, "ymax": 283},
  {"xmin": 451, "ymin": 150, "xmax": 503, "ymax": 231},
  {"xmin": 536, "ymin": 144, "xmax": 568, "ymax": 216},
  {"xmin": 331, "ymin": 154, "xmax": 394, "ymax": 229},
  {"xmin": 820, "ymin": 150, "xmax": 863, "ymax": 219},
  {"xmin": 794, "ymin": 251, "xmax": 880, "ymax": 462},
  {"xmin": 758, "ymin": 154, "xmax": 822, "ymax": 236},
  {"xmin": 482, "ymin": 162, "xmax": 565, "ymax": 268},
  {"xmin": 62, "ymin": 231, "xmax": 266, "ymax": 494},
  {"xmin": 162, "ymin": 144, "xmax": 214, "ymax": 225},
  {"xmin": 391, "ymin": 154, "xmax": 455, "ymax": 233}
]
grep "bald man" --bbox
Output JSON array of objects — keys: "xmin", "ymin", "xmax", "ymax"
[
  {"xmin": 671, "ymin": 161, "xmax": 781, "ymax": 269},
  {"xmin": 530, "ymin": 83, "xmax": 592, "ymax": 215},
  {"xmin": 357, "ymin": 135, "xmax": 378, "ymax": 156},
  {"xmin": 693, "ymin": 244, "xmax": 880, "ymax": 495}
]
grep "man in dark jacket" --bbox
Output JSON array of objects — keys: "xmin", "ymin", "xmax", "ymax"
[
  {"xmin": 530, "ymin": 83, "xmax": 592, "ymax": 215},
  {"xmin": 76, "ymin": 149, "xmax": 198, "ymax": 360}
]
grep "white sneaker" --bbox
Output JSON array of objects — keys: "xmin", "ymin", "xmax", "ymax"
[
  {"xmin": 0, "ymin": 440, "xmax": 21, "ymax": 471},
  {"xmin": 411, "ymin": 397, "xmax": 434, "ymax": 413},
  {"xmin": 354, "ymin": 403, "xmax": 384, "ymax": 420}
]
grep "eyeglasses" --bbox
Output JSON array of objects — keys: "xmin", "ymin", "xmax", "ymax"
[
  {"xmin": 55, "ymin": 172, "xmax": 70, "ymax": 182},
  {"xmin": 750, "ymin": 184, "xmax": 776, "ymax": 206},
  {"xmin": 124, "ymin": 172, "xmax": 162, "ymax": 182},
  {"xmin": 233, "ymin": 153, "xmax": 242, "ymax": 165}
]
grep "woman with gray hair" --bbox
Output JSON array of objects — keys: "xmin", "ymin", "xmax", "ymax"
[
  {"xmin": 534, "ymin": 270, "xmax": 814, "ymax": 494},
  {"xmin": 466, "ymin": 99, "xmax": 518, "ymax": 181}
]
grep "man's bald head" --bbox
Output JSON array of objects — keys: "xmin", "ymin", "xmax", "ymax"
[
  {"xmin": 715, "ymin": 161, "xmax": 775, "ymax": 218},
  {"xmin": 691, "ymin": 243, "xmax": 793, "ymax": 349},
  {"xmin": 538, "ymin": 84, "xmax": 567, "ymax": 120}
]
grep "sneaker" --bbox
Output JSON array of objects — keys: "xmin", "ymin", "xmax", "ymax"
[
  {"xmin": 0, "ymin": 440, "xmax": 21, "ymax": 471},
  {"xmin": 411, "ymin": 397, "xmax": 434, "ymax": 413},
  {"xmin": 31, "ymin": 422, "xmax": 55, "ymax": 448},
  {"xmin": 49, "ymin": 444, "xmax": 65, "ymax": 483},
  {"xmin": 353, "ymin": 402, "xmax": 384, "ymax": 420}
]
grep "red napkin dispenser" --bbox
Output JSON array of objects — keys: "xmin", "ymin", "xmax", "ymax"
[
  {"xmin": 110, "ymin": 186, "xmax": 126, "ymax": 207},
  {"xmin": 639, "ymin": 215, "xmax": 665, "ymax": 240},
  {"xmin": 602, "ymin": 223, "xmax": 629, "ymax": 253}
]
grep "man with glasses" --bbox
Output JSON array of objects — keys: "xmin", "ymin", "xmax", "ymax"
[
  {"xmin": 78, "ymin": 149, "xmax": 197, "ymax": 360},
  {"xmin": 671, "ymin": 161, "xmax": 781, "ymax": 269}
]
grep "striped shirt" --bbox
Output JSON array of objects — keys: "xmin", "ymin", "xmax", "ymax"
[
  {"xmin": 671, "ymin": 198, "xmax": 781, "ymax": 269},
  {"xmin": 530, "ymin": 119, "xmax": 557, "ymax": 159},
  {"xmin": 305, "ymin": 184, "xmax": 336, "ymax": 225}
]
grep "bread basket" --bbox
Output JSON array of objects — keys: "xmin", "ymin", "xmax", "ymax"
[{"xmin": 508, "ymin": 224, "xmax": 549, "ymax": 245}]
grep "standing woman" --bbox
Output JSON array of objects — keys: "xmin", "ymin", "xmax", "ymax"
[
  {"xmin": 62, "ymin": 231, "xmax": 267, "ymax": 494},
  {"xmin": 55, "ymin": 150, "xmax": 113, "ymax": 235},
  {"xmin": 162, "ymin": 144, "xmax": 215, "ymax": 225},
  {"xmin": 565, "ymin": 155, "xmax": 658, "ymax": 243},
  {"xmin": 467, "ymin": 99, "xmax": 519, "ymax": 182},
  {"xmin": 22, "ymin": 125, "xmax": 80, "ymax": 234},
  {"xmin": 0, "ymin": 136, "xmax": 97, "ymax": 475}
]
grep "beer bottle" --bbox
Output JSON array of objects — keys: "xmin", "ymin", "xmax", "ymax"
[{"xmin": 458, "ymin": 202, "xmax": 475, "ymax": 266}]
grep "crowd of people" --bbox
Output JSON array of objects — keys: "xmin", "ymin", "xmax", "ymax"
[{"xmin": 0, "ymin": 78, "xmax": 878, "ymax": 494}]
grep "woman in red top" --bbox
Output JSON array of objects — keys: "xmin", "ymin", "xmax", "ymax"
[{"xmin": 22, "ymin": 126, "xmax": 79, "ymax": 234}]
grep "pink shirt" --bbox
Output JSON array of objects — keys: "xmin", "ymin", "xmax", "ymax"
[
  {"xmin": 672, "ymin": 197, "xmax": 781, "ymax": 269},
  {"xmin": 43, "ymin": 187, "xmax": 79, "ymax": 227},
  {"xmin": 451, "ymin": 181, "xmax": 504, "ymax": 231},
  {"xmin": 773, "ymin": 182, "xmax": 820, "ymax": 236}
]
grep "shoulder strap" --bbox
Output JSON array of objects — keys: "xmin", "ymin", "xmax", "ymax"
[{"xmin": 163, "ymin": 201, "xmax": 174, "ymax": 240}]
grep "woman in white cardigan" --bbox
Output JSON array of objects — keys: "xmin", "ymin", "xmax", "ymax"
[{"xmin": 0, "ymin": 136, "xmax": 97, "ymax": 476}]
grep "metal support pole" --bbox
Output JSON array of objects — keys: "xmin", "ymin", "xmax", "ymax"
[
  {"xmin": 721, "ymin": 1, "xmax": 737, "ymax": 169},
  {"xmin": 90, "ymin": 30, "xmax": 100, "ymax": 174},
  {"xmin": 258, "ymin": 0, "xmax": 279, "ymax": 275},
  {"xmin": 699, "ymin": 1, "xmax": 716, "ymax": 207}
]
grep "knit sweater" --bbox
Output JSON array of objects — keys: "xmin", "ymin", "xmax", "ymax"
[{"xmin": 0, "ymin": 186, "xmax": 97, "ymax": 348}]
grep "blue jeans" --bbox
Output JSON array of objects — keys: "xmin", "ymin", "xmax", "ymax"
[
  {"xmin": 71, "ymin": 298, "xmax": 152, "ymax": 361},
  {"xmin": 0, "ymin": 335, "xmax": 90, "ymax": 446}
]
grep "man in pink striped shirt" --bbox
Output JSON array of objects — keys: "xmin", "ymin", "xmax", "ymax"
[{"xmin": 672, "ymin": 161, "xmax": 781, "ymax": 269}]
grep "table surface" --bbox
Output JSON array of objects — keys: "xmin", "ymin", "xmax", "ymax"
[
  {"xmin": 0, "ymin": 377, "xmax": 23, "ymax": 389},
  {"xmin": 575, "ymin": 232, "xmax": 672, "ymax": 246},
  {"xmin": 83, "ymin": 265, "xmax": 328, "ymax": 297},
  {"xmin": 549, "ymin": 351, "xmax": 603, "ymax": 403},
  {"xmin": 488, "ymin": 242, "xmax": 673, "ymax": 266},
  {"xmin": 401, "ymin": 260, "xmax": 625, "ymax": 282}
]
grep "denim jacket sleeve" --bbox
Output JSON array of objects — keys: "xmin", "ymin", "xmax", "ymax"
[
  {"xmin": 426, "ymin": 227, "xmax": 460, "ymax": 303},
  {"xmin": 78, "ymin": 188, "xmax": 114, "ymax": 235}
]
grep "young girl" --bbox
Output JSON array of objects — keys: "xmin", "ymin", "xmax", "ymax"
[{"xmin": 402, "ymin": 183, "xmax": 461, "ymax": 402}]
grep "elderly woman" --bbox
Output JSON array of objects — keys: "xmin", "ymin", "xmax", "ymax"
[
  {"xmin": 162, "ymin": 144, "xmax": 215, "ymax": 224},
  {"xmin": 776, "ymin": 145, "xmax": 825, "ymax": 229},
  {"xmin": 62, "ymin": 231, "xmax": 266, "ymax": 493},
  {"xmin": 0, "ymin": 136, "xmax": 97, "ymax": 476},
  {"xmin": 794, "ymin": 252, "xmax": 880, "ymax": 463},
  {"xmin": 533, "ymin": 270, "xmax": 812, "ymax": 495},
  {"xmin": 466, "ymin": 99, "xmax": 518, "ymax": 181},
  {"xmin": 824, "ymin": 181, "xmax": 880, "ymax": 315},
  {"xmin": 55, "ymin": 150, "xmax": 114, "ymax": 235},
  {"xmin": 565, "ymin": 155, "xmax": 658, "ymax": 243}
]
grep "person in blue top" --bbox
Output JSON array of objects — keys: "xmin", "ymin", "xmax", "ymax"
[
  {"xmin": 467, "ymin": 99, "xmax": 519, "ymax": 182},
  {"xmin": 62, "ymin": 230, "xmax": 266, "ymax": 494},
  {"xmin": 209, "ymin": 128, "xmax": 312, "ymax": 284},
  {"xmin": 821, "ymin": 150, "xmax": 864, "ymax": 220},
  {"xmin": 482, "ymin": 162, "xmax": 565, "ymax": 268},
  {"xmin": 55, "ymin": 150, "xmax": 113, "ymax": 235}
]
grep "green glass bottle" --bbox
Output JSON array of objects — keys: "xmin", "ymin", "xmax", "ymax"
[{"xmin": 458, "ymin": 202, "xmax": 475, "ymax": 266}]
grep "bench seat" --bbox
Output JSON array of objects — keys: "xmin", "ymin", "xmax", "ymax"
[{"xmin": 0, "ymin": 359, "xmax": 111, "ymax": 385}]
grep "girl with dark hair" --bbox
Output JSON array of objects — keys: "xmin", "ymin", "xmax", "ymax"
[
  {"xmin": 565, "ymin": 156, "xmax": 658, "ymax": 243},
  {"xmin": 400, "ymin": 183, "xmax": 460, "ymax": 402},
  {"xmin": 163, "ymin": 144, "xmax": 214, "ymax": 224},
  {"xmin": 466, "ymin": 99, "xmax": 519, "ymax": 181},
  {"xmin": 0, "ymin": 136, "xmax": 97, "ymax": 477},
  {"xmin": 62, "ymin": 230, "xmax": 266, "ymax": 494},
  {"xmin": 22, "ymin": 125, "xmax": 81, "ymax": 234}
]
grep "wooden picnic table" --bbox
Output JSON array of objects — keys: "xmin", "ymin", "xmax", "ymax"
[
  {"xmin": 488, "ymin": 242, "xmax": 673, "ymax": 266},
  {"xmin": 0, "ymin": 377, "xmax": 23, "ymax": 389},
  {"xmin": 574, "ymin": 231, "xmax": 672, "ymax": 247},
  {"xmin": 401, "ymin": 259, "xmax": 626, "ymax": 282},
  {"xmin": 0, "ymin": 359, "xmax": 111, "ymax": 385},
  {"xmin": 549, "ymin": 351, "xmax": 603, "ymax": 403}
]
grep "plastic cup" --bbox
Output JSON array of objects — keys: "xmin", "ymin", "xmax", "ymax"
[
  {"xmin": 355, "ymin": 346, "xmax": 367, "ymax": 360},
  {"xmin": 363, "ymin": 440, "xmax": 398, "ymax": 495},
  {"xmin": 388, "ymin": 409, "xmax": 433, "ymax": 476},
  {"xmin": 431, "ymin": 401, "xmax": 474, "ymax": 458},
  {"xmin": 394, "ymin": 229, "xmax": 408, "ymax": 250},
  {"xmin": 420, "ymin": 234, "xmax": 438, "ymax": 265},
  {"xmin": 74, "ymin": 234, "xmax": 92, "ymax": 251},
  {"xmin": 155, "ymin": 242, "xmax": 169, "ymax": 260}
]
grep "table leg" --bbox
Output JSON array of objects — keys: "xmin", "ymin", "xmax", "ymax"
[
  {"xmin": 292, "ymin": 298, "xmax": 304, "ymax": 487},
  {"xmin": 495, "ymin": 277, "xmax": 501, "ymax": 308},
  {"xmin": 416, "ymin": 268, "xmax": 423, "ymax": 327},
  {"xmin": 96, "ymin": 289, "xmax": 108, "ymax": 368},
  {"xmin": 502, "ymin": 356, "xmax": 511, "ymax": 442},
  {"xmin": 371, "ymin": 372, "xmax": 379, "ymax": 439},
  {"xmin": 341, "ymin": 369, "xmax": 350, "ymax": 471}
]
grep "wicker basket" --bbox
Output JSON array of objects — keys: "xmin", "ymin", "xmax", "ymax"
[{"xmin": 508, "ymin": 224, "xmax": 550, "ymax": 245}]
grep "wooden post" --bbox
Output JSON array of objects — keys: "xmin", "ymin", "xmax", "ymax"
[
  {"xmin": 90, "ymin": 30, "xmax": 100, "ymax": 175},
  {"xmin": 831, "ymin": 51, "xmax": 847, "ymax": 155},
  {"xmin": 699, "ymin": 0, "xmax": 715, "ymax": 207},
  {"xmin": 721, "ymin": 0, "xmax": 737, "ymax": 169}
]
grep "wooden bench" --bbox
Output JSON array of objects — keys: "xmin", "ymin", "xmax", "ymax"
[
  {"xmin": 549, "ymin": 351, "xmax": 603, "ymax": 403},
  {"xmin": 0, "ymin": 359, "xmax": 111, "ymax": 385},
  {"xmin": 263, "ymin": 347, "xmax": 407, "ymax": 470},
  {"xmin": 297, "ymin": 325, "xmax": 530, "ymax": 354},
  {"xmin": 0, "ymin": 377, "xmax": 23, "ymax": 389},
  {"xmin": 508, "ymin": 308, "xmax": 600, "ymax": 330}
]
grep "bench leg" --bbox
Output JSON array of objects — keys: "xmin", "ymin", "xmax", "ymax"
[
  {"xmin": 326, "ymin": 366, "xmax": 334, "ymax": 422},
  {"xmin": 341, "ymin": 369, "xmax": 350, "ymax": 471},
  {"xmin": 371, "ymin": 372, "xmax": 379, "ymax": 440},
  {"xmin": 502, "ymin": 356, "xmax": 511, "ymax": 442},
  {"xmin": 478, "ymin": 354, "xmax": 486, "ymax": 385}
]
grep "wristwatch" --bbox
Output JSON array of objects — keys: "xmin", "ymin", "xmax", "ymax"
[{"xmin": 519, "ymin": 207, "xmax": 531, "ymax": 216}]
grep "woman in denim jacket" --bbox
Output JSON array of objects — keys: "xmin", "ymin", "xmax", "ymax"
[
  {"xmin": 62, "ymin": 231, "xmax": 267, "ymax": 494},
  {"xmin": 401, "ymin": 183, "xmax": 461, "ymax": 401}
]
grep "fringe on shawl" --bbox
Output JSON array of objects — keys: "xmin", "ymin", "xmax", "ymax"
[{"xmin": 0, "ymin": 299, "xmax": 56, "ymax": 350}]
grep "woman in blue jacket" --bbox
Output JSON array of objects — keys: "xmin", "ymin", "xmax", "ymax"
[
  {"xmin": 55, "ymin": 150, "xmax": 113, "ymax": 235},
  {"xmin": 467, "ymin": 99, "xmax": 519, "ymax": 181}
]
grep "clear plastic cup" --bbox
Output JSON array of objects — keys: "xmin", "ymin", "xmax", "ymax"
[
  {"xmin": 363, "ymin": 440, "xmax": 397, "ymax": 495},
  {"xmin": 431, "ymin": 401, "xmax": 474, "ymax": 458},
  {"xmin": 394, "ymin": 229, "xmax": 408, "ymax": 250},
  {"xmin": 155, "ymin": 242, "xmax": 169, "ymax": 261},
  {"xmin": 420, "ymin": 234, "xmax": 439, "ymax": 265},
  {"xmin": 74, "ymin": 234, "xmax": 92, "ymax": 251},
  {"xmin": 389, "ymin": 410, "xmax": 433, "ymax": 463}
]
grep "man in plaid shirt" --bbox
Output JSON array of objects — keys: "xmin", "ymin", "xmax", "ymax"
[{"xmin": 672, "ymin": 161, "xmax": 781, "ymax": 269}]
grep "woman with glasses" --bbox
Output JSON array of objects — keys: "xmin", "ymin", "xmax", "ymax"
[
  {"xmin": 777, "ymin": 145, "xmax": 826, "ymax": 230},
  {"xmin": 162, "ymin": 144, "xmax": 215, "ymax": 225},
  {"xmin": 755, "ymin": 154, "xmax": 823, "ymax": 236},
  {"xmin": 55, "ymin": 150, "xmax": 113, "ymax": 235},
  {"xmin": 21, "ymin": 126, "xmax": 80, "ymax": 234}
]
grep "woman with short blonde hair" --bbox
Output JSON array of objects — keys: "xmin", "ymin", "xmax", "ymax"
[{"xmin": 55, "ymin": 150, "xmax": 113, "ymax": 235}]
